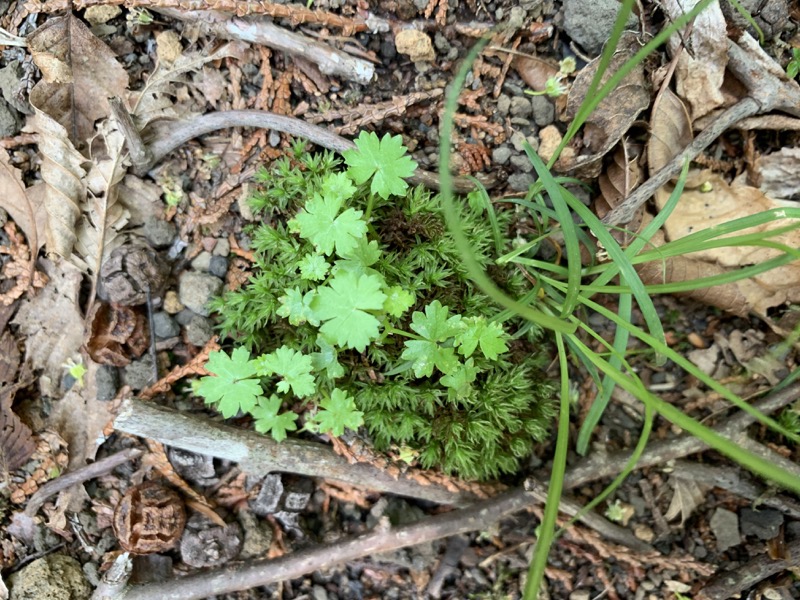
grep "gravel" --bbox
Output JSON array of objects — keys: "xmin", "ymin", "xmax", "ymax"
[{"xmin": 179, "ymin": 271, "xmax": 223, "ymax": 316}]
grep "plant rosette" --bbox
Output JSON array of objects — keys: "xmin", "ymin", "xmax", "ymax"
[{"xmin": 198, "ymin": 133, "xmax": 555, "ymax": 481}]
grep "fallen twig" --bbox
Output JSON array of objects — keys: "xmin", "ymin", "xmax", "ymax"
[
  {"xmin": 696, "ymin": 538, "xmax": 800, "ymax": 600},
  {"xmin": 155, "ymin": 8, "xmax": 374, "ymax": 85}
]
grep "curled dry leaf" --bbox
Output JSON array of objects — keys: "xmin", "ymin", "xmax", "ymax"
[
  {"xmin": 596, "ymin": 142, "xmax": 645, "ymax": 247},
  {"xmin": 663, "ymin": 0, "xmax": 728, "ymax": 120},
  {"xmin": 753, "ymin": 147, "xmax": 800, "ymax": 200},
  {"xmin": 512, "ymin": 55, "xmax": 559, "ymax": 93},
  {"xmin": 85, "ymin": 302, "xmax": 149, "ymax": 367},
  {"xmin": 564, "ymin": 32, "xmax": 650, "ymax": 174},
  {"xmin": 0, "ymin": 403, "xmax": 36, "ymax": 472},
  {"xmin": 647, "ymin": 88, "xmax": 693, "ymax": 176},
  {"xmin": 26, "ymin": 14, "xmax": 129, "ymax": 145},
  {"xmin": 665, "ymin": 475, "xmax": 708, "ymax": 526}
]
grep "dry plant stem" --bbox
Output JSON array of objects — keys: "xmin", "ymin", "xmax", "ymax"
[
  {"xmin": 109, "ymin": 98, "xmax": 151, "ymax": 169},
  {"xmin": 140, "ymin": 109, "xmax": 493, "ymax": 193},
  {"xmin": 115, "ymin": 486, "xmax": 541, "ymax": 600},
  {"xmin": 601, "ymin": 97, "xmax": 760, "ymax": 226},
  {"xmin": 24, "ymin": 447, "xmax": 143, "ymax": 517},
  {"xmin": 113, "ymin": 397, "xmax": 484, "ymax": 505},
  {"xmin": 90, "ymin": 552, "xmax": 132, "ymax": 600},
  {"xmin": 564, "ymin": 382, "xmax": 800, "ymax": 489},
  {"xmin": 696, "ymin": 539, "xmax": 800, "ymax": 600},
  {"xmin": 155, "ymin": 8, "xmax": 374, "ymax": 84}
]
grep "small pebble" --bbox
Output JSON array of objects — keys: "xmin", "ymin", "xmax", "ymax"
[
  {"xmin": 509, "ymin": 96, "xmax": 533, "ymax": 118},
  {"xmin": 208, "ymin": 255, "xmax": 228, "ymax": 279},
  {"xmin": 142, "ymin": 216, "xmax": 177, "ymax": 249},
  {"xmin": 191, "ymin": 251, "xmax": 212, "ymax": 272},
  {"xmin": 509, "ymin": 155, "xmax": 534, "ymax": 173},
  {"xmin": 496, "ymin": 94, "xmax": 511, "ymax": 116},
  {"xmin": 507, "ymin": 173, "xmax": 535, "ymax": 192},
  {"xmin": 212, "ymin": 238, "xmax": 230, "ymax": 257},
  {"xmin": 633, "ymin": 523, "xmax": 655, "ymax": 543},
  {"xmin": 186, "ymin": 315, "xmax": 215, "ymax": 347},
  {"xmin": 122, "ymin": 354, "xmax": 156, "ymax": 391},
  {"xmin": 531, "ymin": 95, "xmax": 555, "ymax": 126},
  {"xmin": 175, "ymin": 309, "xmax": 197, "ymax": 327},
  {"xmin": 95, "ymin": 365, "xmax": 119, "ymax": 402},
  {"xmin": 162, "ymin": 290, "xmax": 184, "ymax": 314},
  {"xmin": 492, "ymin": 145, "xmax": 512, "ymax": 165},
  {"xmin": 687, "ymin": 332, "xmax": 706, "ymax": 348},
  {"xmin": 178, "ymin": 271, "xmax": 223, "ymax": 317},
  {"xmin": 152, "ymin": 311, "xmax": 180, "ymax": 339}
]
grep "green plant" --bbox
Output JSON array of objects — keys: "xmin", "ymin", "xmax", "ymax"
[
  {"xmin": 436, "ymin": 2, "xmax": 800, "ymax": 597},
  {"xmin": 786, "ymin": 47, "xmax": 800, "ymax": 79},
  {"xmin": 200, "ymin": 132, "xmax": 556, "ymax": 480}
]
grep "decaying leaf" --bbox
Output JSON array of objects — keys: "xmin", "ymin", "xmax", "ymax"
[
  {"xmin": 512, "ymin": 55, "xmax": 560, "ymax": 93},
  {"xmin": 0, "ymin": 332, "xmax": 20, "ymax": 388},
  {"xmin": 11, "ymin": 259, "xmax": 84, "ymax": 398},
  {"xmin": 0, "ymin": 222, "xmax": 47, "ymax": 307},
  {"xmin": 754, "ymin": 147, "xmax": 800, "ymax": 200},
  {"xmin": 652, "ymin": 171, "xmax": 800, "ymax": 317},
  {"xmin": 0, "ymin": 403, "xmax": 36, "ymax": 473},
  {"xmin": 0, "ymin": 148, "xmax": 44, "ymax": 251},
  {"xmin": 27, "ymin": 109, "xmax": 87, "ymax": 259},
  {"xmin": 664, "ymin": 474, "xmax": 708, "ymax": 525},
  {"xmin": 595, "ymin": 143, "xmax": 644, "ymax": 247},
  {"xmin": 128, "ymin": 44, "xmax": 240, "ymax": 128},
  {"xmin": 564, "ymin": 32, "xmax": 650, "ymax": 173},
  {"xmin": 663, "ymin": 0, "xmax": 728, "ymax": 120},
  {"xmin": 647, "ymin": 88, "xmax": 693, "ymax": 176},
  {"xmin": 85, "ymin": 302, "xmax": 149, "ymax": 367},
  {"xmin": 73, "ymin": 119, "xmax": 131, "ymax": 290},
  {"xmin": 27, "ymin": 14, "xmax": 128, "ymax": 145}
]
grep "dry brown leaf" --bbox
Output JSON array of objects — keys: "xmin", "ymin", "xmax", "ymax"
[
  {"xmin": 664, "ymin": 0, "xmax": 728, "ymax": 120},
  {"xmin": 595, "ymin": 143, "xmax": 644, "ymax": 247},
  {"xmin": 26, "ymin": 109, "xmax": 87, "ymax": 258},
  {"xmin": 0, "ymin": 148, "xmax": 44, "ymax": 251},
  {"xmin": 0, "ymin": 333, "xmax": 20, "ymax": 388},
  {"xmin": 753, "ymin": 147, "xmax": 800, "ymax": 200},
  {"xmin": 512, "ymin": 55, "xmax": 560, "ymax": 93},
  {"xmin": 11, "ymin": 258, "xmax": 84, "ymax": 398},
  {"xmin": 664, "ymin": 475, "xmax": 708, "ymax": 526},
  {"xmin": 128, "ymin": 44, "xmax": 239, "ymax": 128},
  {"xmin": 654, "ymin": 171, "xmax": 800, "ymax": 316},
  {"xmin": 564, "ymin": 32, "xmax": 650, "ymax": 172},
  {"xmin": 27, "ymin": 14, "xmax": 128, "ymax": 145},
  {"xmin": 0, "ymin": 404, "xmax": 36, "ymax": 473},
  {"xmin": 73, "ymin": 120, "xmax": 130, "ymax": 292},
  {"xmin": 647, "ymin": 89, "xmax": 692, "ymax": 176}
]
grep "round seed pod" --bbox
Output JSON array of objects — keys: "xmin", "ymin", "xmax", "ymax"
[{"xmin": 113, "ymin": 481, "xmax": 186, "ymax": 554}]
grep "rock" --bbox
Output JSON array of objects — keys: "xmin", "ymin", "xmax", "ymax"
[
  {"xmin": 168, "ymin": 448, "xmax": 217, "ymax": 486},
  {"xmin": 492, "ymin": 145, "xmax": 512, "ymax": 165},
  {"xmin": 122, "ymin": 354, "xmax": 156, "ymax": 390},
  {"xmin": 508, "ymin": 172, "xmax": 535, "ymax": 192},
  {"xmin": 0, "ymin": 62, "xmax": 30, "ymax": 115},
  {"xmin": 496, "ymin": 94, "xmax": 511, "ymax": 116},
  {"xmin": 8, "ymin": 554, "xmax": 92, "ymax": 600},
  {"xmin": 84, "ymin": 4, "xmax": 121, "ymax": 25},
  {"xmin": 190, "ymin": 251, "xmax": 212, "ymax": 272},
  {"xmin": 313, "ymin": 585, "xmax": 329, "ymax": 600},
  {"xmin": 740, "ymin": 508, "xmax": 783, "ymax": 540},
  {"xmin": 251, "ymin": 474, "xmax": 284, "ymax": 516},
  {"xmin": 709, "ymin": 508, "xmax": 740, "ymax": 551},
  {"xmin": 569, "ymin": 592, "xmax": 591, "ymax": 600},
  {"xmin": 509, "ymin": 96, "xmax": 533, "ymax": 118},
  {"xmin": 162, "ymin": 290, "xmax": 184, "ymax": 314},
  {"xmin": 0, "ymin": 99, "xmax": 21, "ymax": 137},
  {"xmin": 633, "ymin": 523, "xmax": 655, "ymax": 543},
  {"xmin": 395, "ymin": 29, "xmax": 435, "ymax": 62},
  {"xmin": 180, "ymin": 515, "xmax": 243, "ymax": 568},
  {"xmin": 155, "ymin": 30, "xmax": 183, "ymax": 64},
  {"xmin": 175, "ymin": 309, "xmax": 196, "ymax": 326},
  {"xmin": 186, "ymin": 315, "xmax": 214, "ymax": 346},
  {"xmin": 152, "ymin": 311, "xmax": 180, "ymax": 339},
  {"xmin": 531, "ymin": 95, "xmax": 555, "ymax": 126},
  {"xmin": 562, "ymin": 0, "xmax": 638, "ymax": 55},
  {"xmin": 142, "ymin": 216, "xmax": 176, "ymax": 249},
  {"xmin": 510, "ymin": 130, "xmax": 537, "ymax": 152},
  {"xmin": 212, "ymin": 238, "xmax": 230, "ymax": 257},
  {"xmin": 537, "ymin": 124, "xmax": 562, "ymax": 162},
  {"xmin": 237, "ymin": 511, "xmax": 274, "ymax": 559},
  {"xmin": 95, "ymin": 365, "xmax": 119, "ymax": 402},
  {"xmin": 179, "ymin": 271, "xmax": 223, "ymax": 316},
  {"xmin": 208, "ymin": 255, "xmax": 228, "ymax": 279},
  {"xmin": 509, "ymin": 155, "xmax": 534, "ymax": 173}
]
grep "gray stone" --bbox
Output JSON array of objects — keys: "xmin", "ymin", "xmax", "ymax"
[
  {"xmin": 509, "ymin": 154, "xmax": 534, "ymax": 172},
  {"xmin": 186, "ymin": 315, "xmax": 214, "ymax": 347},
  {"xmin": 122, "ymin": 354, "xmax": 156, "ymax": 390},
  {"xmin": 190, "ymin": 251, "xmax": 212, "ymax": 272},
  {"xmin": 562, "ymin": 0, "xmax": 638, "ymax": 55},
  {"xmin": 152, "ymin": 311, "xmax": 180, "ymax": 339},
  {"xmin": 175, "ymin": 309, "xmax": 196, "ymax": 326},
  {"xmin": 496, "ymin": 94, "xmax": 511, "ymax": 116},
  {"xmin": 237, "ymin": 511, "xmax": 273, "ymax": 559},
  {"xmin": 95, "ymin": 365, "xmax": 119, "ymax": 402},
  {"xmin": 0, "ymin": 61, "xmax": 30, "ymax": 115},
  {"xmin": 531, "ymin": 95, "xmax": 555, "ymax": 126},
  {"xmin": 740, "ymin": 508, "xmax": 783, "ymax": 540},
  {"xmin": 491, "ymin": 145, "xmax": 512, "ymax": 165},
  {"xmin": 433, "ymin": 32, "xmax": 450, "ymax": 52},
  {"xmin": 212, "ymin": 238, "xmax": 230, "ymax": 256},
  {"xmin": 208, "ymin": 255, "xmax": 228, "ymax": 279},
  {"xmin": 508, "ymin": 172, "xmax": 535, "ymax": 192},
  {"xmin": 413, "ymin": 0, "xmax": 428, "ymax": 10},
  {"xmin": 179, "ymin": 271, "xmax": 223, "ymax": 316},
  {"xmin": 509, "ymin": 96, "xmax": 533, "ymax": 118},
  {"xmin": 142, "ymin": 216, "xmax": 176, "ymax": 249},
  {"xmin": 709, "ymin": 508, "xmax": 740, "ymax": 552},
  {"xmin": 313, "ymin": 585, "xmax": 329, "ymax": 600},
  {"xmin": 0, "ymin": 99, "xmax": 20, "ymax": 137},
  {"xmin": 8, "ymin": 554, "xmax": 92, "ymax": 600},
  {"xmin": 510, "ymin": 130, "xmax": 529, "ymax": 152}
]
